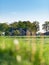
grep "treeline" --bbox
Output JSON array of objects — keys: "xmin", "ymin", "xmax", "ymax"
[{"xmin": 0, "ymin": 21, "xmax": 49, "ymax": 36}]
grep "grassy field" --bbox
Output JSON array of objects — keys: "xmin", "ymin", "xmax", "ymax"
[{"xmin": 0, "ymin": 36, "xmax": 49, "ymax": 65}]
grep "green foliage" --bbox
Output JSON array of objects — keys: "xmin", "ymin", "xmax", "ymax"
[
  {"xmin": 0, "ymin": 23, "xmax": 9, "ymax": 32},
  {"xmin": 0, "ymin": 31, "xmax": 2, "ymax": 36},
  {"xmin": 10, "ymin": 22, "xmax": 18, "ymax": 29},
  {"xmin": 42, "ymin": 21, "xmax": 49, "ymax": 32},
  {"xmin": 0, "ymin": 21, "xmax": 39, "ymax": 36},
  {"xmin": 13, "ymin": 30, "xmax": 20, "ymax": 36}
]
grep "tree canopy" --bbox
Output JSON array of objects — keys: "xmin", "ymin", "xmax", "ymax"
[
  {"xmin": 0, "ymin": 20, "xmax": 49, "ymax": 36},
  {"xmin": 42, "ymin": 21, "xmax": 49, "ymax": 32}
]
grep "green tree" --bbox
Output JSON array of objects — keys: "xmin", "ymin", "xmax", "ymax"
[
  {"xmin": 23, "ymin": 21, "xmax": 32, "ymax": 30},
  {"xmin": 31, "ymin": 21, "xmax": 39, "ymax": 34},
  {"xmin": 10, "ymin": 22, "xmax": 18, "ymax": 29},
  {"xmin": 17, "ymin": 21, "xmax": 24, "ymax": 28},
  {"xmin": 13, "ymin": 30, "xmax": 20, "ymax": 36},
  {"xmin": 0, "ymin": 31, "xmax": 2, "ymax": 36},
  {"xmin": 42, "ymin": 21, "xmax": 49, "ymax": 32},
  {"xmin": 0, "ymin": 23, "xmax": 9, "ymax": 32}
]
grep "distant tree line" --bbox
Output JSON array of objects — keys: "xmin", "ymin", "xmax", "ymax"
[{"xmin": 0, "ymin": 21, "xmax": 49, "ymax": 36}]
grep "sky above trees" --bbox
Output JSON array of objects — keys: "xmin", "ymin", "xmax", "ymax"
[{"xmin": 0, "ymin": 0, "xmax": 49, "ymax": 31}]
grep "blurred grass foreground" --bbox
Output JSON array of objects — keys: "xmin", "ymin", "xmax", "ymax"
[{"xmin": 0, "ymin": 36, "xmax": 49, "ymax": 65}]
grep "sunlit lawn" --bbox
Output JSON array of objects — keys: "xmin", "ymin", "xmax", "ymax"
[{"xmin": 0, "ymin": 36, "xmax": 49, "ymax": 65}]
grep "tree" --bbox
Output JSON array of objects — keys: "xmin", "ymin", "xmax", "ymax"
[
  {"xmin": 42, "ymin": 21, "xmax": 49, "ymax": 32},
  {"xmin": 13, "ymin": 30, "xmax": 20, "ymax": 36},
  {"xmin": 0, "ymin": 31, "xmax": 2, "ymax": 36},
  {"xmin": 0, "ymin": 23, "xmax": 9, "ymax": 32},
  {"xmin": 0, "ymin": 21, "xmax": 39, "ymax": 36},
  {"xmin": 10, "ymin": 22, "xmax": 18, "ymax": 29},
  {"xmin": 17, "ymin": 21, "xmax": 24, "ymax": 29},
  {"xmin": 31, "ymin": 21, "xmax": 39, "ymax": 35},
  {"xmin": 26, "ymin": 21, "xmax": 32, "ymax": 30}
]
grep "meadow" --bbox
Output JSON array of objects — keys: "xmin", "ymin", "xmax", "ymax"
[{"xmin": 0, "ymin": 36, "xmax": 49, "ymax": 65}]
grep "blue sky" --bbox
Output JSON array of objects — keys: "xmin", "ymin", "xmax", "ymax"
[{"xmin": 0, "ymin": 0, "xmax": 49, "ymax": 31}]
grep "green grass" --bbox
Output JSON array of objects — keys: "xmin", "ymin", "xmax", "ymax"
[{"xmin": 0, "ymin": 36, "xmax": 49, "ymax": 65}]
